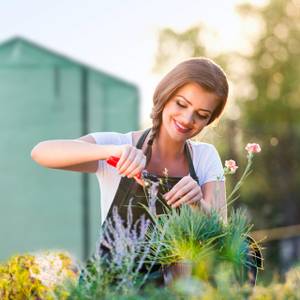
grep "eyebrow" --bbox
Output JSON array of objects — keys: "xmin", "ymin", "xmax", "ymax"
[{"xmin": 175, "ymin": 95, "xmax": 212, "ymax": 113}]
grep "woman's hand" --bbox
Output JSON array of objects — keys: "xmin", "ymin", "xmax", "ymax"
[
  {"xmin": 163, "ymin": 175, "xmax": 205, "ymax": 209},
  {"xmin": 115, "ymin": 144, "xmax": 146, "ymax": 186}
]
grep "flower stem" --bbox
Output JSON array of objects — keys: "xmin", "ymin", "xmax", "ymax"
[{"xmin": 227, "ymin": 154, "xmax": 253, "ymax": 207}]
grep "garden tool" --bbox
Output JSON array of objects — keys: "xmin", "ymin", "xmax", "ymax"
[{"xmin": 106, "ymin": 155, "xmax": 161, "ymax": 202}]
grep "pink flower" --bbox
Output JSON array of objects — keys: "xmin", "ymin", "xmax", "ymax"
[
  {"xmin": 245, "ymin": 143, "xmax": 261, "ymax": 154},
  {"xmin": 225, "ymin": 159, "xmax": 238, "ymax": 174}
]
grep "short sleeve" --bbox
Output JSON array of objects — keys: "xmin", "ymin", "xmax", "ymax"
[
  {"xmin": 201, "ymin": 145, "xmax": 225, "ymax": 185},
  {"xmin": 88, "ymin": 131, "xmax": 132, "ymax": 173}
]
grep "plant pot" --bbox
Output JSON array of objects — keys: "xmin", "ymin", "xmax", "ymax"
[{"xmin": 162, "ymin": 261, "xmax": 192, "ymax": 285}]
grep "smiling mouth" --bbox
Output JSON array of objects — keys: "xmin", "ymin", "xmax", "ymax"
[{"xmin": 173, "ymin": 119, "xmax": 191, "ymax": 133}]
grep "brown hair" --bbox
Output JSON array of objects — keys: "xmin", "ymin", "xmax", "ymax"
[{"xmin": 145, "ymin": 57, "xmax": 229, "ymax": 167}]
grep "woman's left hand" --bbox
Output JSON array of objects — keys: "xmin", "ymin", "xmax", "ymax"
[{"xmin": 163, "ymin": 175, "xmax": 204, "ymax": 208}]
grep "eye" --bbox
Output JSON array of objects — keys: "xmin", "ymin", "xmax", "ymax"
[
  {"xmin": 198, "ymin": 114, "xmax": 208, "ymax": 119},
  {"xmin": 176, "ymin": 100, "xmax": 209, "ymax": 119},
  {"xmin": 176, "ymin": 100, "xmax": 186, "ymax": 108}
]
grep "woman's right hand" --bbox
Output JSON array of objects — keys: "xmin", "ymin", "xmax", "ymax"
[{"xmin": 115, "ymin": 144, "xmax": 147, "ymax": 186}]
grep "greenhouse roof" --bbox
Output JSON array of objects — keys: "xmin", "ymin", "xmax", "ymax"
[{"xmin": 0, "ymin": 36, "xmax": 137, "ymax": 88}]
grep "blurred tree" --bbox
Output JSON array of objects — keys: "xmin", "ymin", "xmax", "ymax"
[{"xmin": 236, "ymin": 0, "xmax": 300, "ymax": 272}]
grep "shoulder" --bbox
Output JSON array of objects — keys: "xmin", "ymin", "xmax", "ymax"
[
  {"xmin": 188, "ymin": 140, "xmax": 223, "ymax": 168},
  {"xmin": 88, "ymin": 131, "xmax": 133, "ymax": 145},
  {"xmin": 189, "ymin": 140, "xmax": 225, "ymax": 184},
  {"xmin": 189, "ymin": 140, "xmax": 219, "ymax": 156}
]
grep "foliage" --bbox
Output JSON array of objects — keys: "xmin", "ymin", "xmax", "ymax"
[
  {"xmin": 236, "ymin": 0, "xmax": 300, "ymax": 231},
  {"xmin": 0, "ymin": 250, "xmax": 80, "ymax": 300},
  {"xmin": 56, "ymin": 264, "xmax": 300, "ymax": 300},
  {"xmin": 145, "ymin": 203, "xmax": 254, "ymax": 283}
]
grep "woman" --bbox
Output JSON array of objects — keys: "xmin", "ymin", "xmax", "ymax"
[{"xmin": 31, "ymin": 57, "xmax": 229, "ymax": 283}]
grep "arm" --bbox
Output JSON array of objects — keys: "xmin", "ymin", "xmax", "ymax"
[
  {"xmin": 201, "ymin": 181, "xmax": 227, "ymax": 224},
  {"xmin": 31, "ymin": 134, "xmax": 122, "ymax": 173},
  {"xmin": 199, "ymin": 144, "xmax": 227, "ymax": 223}
]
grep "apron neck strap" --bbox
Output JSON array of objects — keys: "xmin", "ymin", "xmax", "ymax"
[{"xmin": 136, "ymin": 127, "xmax": 152, "ymax": 149}]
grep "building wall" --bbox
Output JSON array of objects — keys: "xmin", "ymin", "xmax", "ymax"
[{"xmin": 0, "ymin": 39, "xmax": 139, "ymax": 262}]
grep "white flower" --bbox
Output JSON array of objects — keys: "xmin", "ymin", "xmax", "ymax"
[{"xmin": 30, "ymin": 251, "xmax": 70, "ymax": 288}]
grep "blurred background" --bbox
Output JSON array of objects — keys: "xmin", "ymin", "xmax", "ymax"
[{"xmin": 0, "ymin": 0, "xmax": 299, "ymax": 284}]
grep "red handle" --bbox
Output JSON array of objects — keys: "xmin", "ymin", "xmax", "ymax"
[
  {"xmin": 106, "ymin": 156, "xmax": 119, "ymax": 167},
  {"xmin": 106, "ymin": 156, "xmax": 142, "ymax": 179}
]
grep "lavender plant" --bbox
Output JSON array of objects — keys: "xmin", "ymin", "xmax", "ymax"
[{"xmin": 66, "ymin": 198, "xmax": 164, "ymax": 299}]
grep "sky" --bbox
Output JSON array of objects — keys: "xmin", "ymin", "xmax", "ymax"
[{"xmin": 0, "ymin": 0, "xmax": 268, "ymax": 128}]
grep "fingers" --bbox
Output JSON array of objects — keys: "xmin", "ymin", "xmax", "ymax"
[
  {"xmin": 119, "ymin": 151, "xmax": 136, "ymax": 175},
  {"xmin": 170, "ymin": 188, "xmax": 200, "ymax": 208},
  {"xmin": 126, "ymin": 154, "xmax": 146, "ymax": 178},
  {"xmin": 116, "ymin": 145, "xmax": 146, "ymax": 178},
  {"xmin": 165, "ymin": 181, "xmax": 195, "ymax": 205},
  {"xmin": 116, "ymin": 145, "xmax": 131, "ymax": 171},
  {"xmin": 164, "ymin": 177, "xmax": 197, "ymax": 204},
  {"xmin": 163, "ymin": 176, "xmax": 189, "ymax": 200},
  {"xmin": 145, "ymin": 170, "xmax": 209, "ymax": 211},
  {"xmin": 162, "ymin": 175, "xmax": 205, "ymax": 209},
  {"xmin": 117, "ymin": 145, "xmax": 135, "ymax": 174}
]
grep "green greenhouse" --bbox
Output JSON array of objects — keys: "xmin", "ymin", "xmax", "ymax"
[{"xmin": 0, "ymin": 36, "xmax": 140, "ymax": 262}]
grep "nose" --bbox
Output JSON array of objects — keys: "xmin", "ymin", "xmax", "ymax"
[{"xmin": 181, "ymin": 112, "xmax": 194, "ymax": 127}]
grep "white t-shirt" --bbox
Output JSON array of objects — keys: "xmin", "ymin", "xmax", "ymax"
[{"xmin": 89, "ymin": 131, "xmax": 225, "ymax": 224}]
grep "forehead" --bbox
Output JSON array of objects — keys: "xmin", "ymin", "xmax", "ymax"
[{"xmin": 174, "ymin": 82, "xmax": 218, "ymax": 111}]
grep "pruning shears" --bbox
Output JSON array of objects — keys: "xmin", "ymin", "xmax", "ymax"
[
  {"xmin": 106, "ymin": 155, "xmax": 159, "ymax": 183},
  {"xmin": 106, "ymin": 156, "xmax": 172, "ymax": 212}
]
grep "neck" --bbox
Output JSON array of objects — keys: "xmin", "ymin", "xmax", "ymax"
[{"xmin": 151, "ymin": 128, "xmax": 186, "ymax": 162}]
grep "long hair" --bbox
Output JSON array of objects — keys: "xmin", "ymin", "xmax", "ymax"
[{"xmin": 145, "ymin": 57, "xmax": 229, "ymax": 167}]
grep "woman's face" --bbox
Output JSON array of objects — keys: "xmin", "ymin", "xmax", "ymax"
[{"xmin": 161, "ymin": 82, "xmax": 219, "ymax": 142}]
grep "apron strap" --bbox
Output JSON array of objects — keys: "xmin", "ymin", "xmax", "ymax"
[
  {"xmin": 185, "ymin": 140, "xmax": 199, "ymax": 184},
  {"xmin": 136, "ymin": 127, "xmax": 152, "ymax": 149}
]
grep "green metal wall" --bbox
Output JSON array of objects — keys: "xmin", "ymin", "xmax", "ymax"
[{"xmin": 0, "ymin": 37, "xmax": 140, "ymax": 262}]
